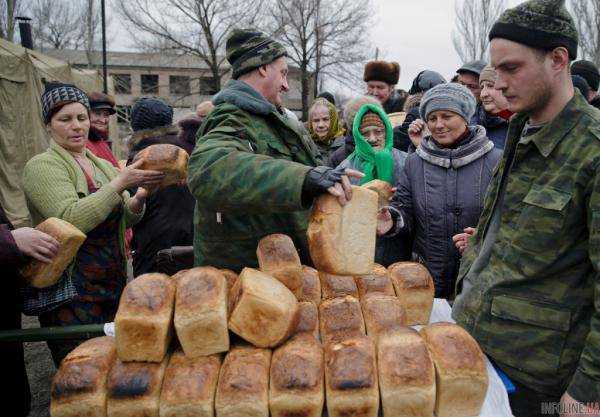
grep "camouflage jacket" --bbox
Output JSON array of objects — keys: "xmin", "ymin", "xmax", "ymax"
[
  {"xmin": 452, "ymin": 92, "xmax": 600, "ymax": 403},
  {"xmin": 187, "ymin": 80, "xmax": 319, "ymax": 271}
]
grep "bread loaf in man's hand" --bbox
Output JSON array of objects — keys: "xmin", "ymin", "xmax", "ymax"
[
  {"xmin": 308, "ymin": 185, "xmax": 378, "ymax": 275},
  {"xmin": 132, "ymin": 143, "xmax": 188, "ymax": 188},
  {"xmin": 21, "ymin": 217, "xmax": 86, "ymax": 288}
]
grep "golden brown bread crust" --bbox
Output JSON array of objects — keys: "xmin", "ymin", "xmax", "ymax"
[
  {"xmin": 133, "ymin": 143, "xmax": 188, "ymax": 188},
  {"xmin": 106, "ymin": 357, "xmax": 168, "ymax": 417},
  {"xmin": 363, "ymin": 179, "xmax": 394, "ymax": 209},
  {"xmin": 377, "ymin": 329, "xmax": 436, "ymax": 417},
  {"xmin": 269, "ymin": 267, "xmax": 304, "ymax": 299},
  {"xmin": 388, "ymin": 262, "xmax": 434, "ymax": 326},
  {"xmin": 50, "ymin": 337, "xmax": 116, "ymax": 417},
  {"xmin": 324, "ymin": 336, "xmax": 379, "ymax": 417},
  {"xmin": 293, "ymin": 301, "xmax": 319, "ymax": 339},
  {"xmin": 299, "ymin": 266, "xmax": 321, "ymax": 304},
  {"xmin": 361, "ymin": 294, "xmax": 406, "ymax": 338},
  {"xmin": 215, "ymin": 346, "xmax": 271, "ymax": 417},
  {"xmin": 319, "ymin": 271, "xmax": 359, "ymax": 300},
  {"xmin": 21, "ymin": 218, "xmax": 86, "ymax": 288},
  {"xmin": 319, "ymin": 296, "xmax": 365, "ymax": 345},
  {"xmin": 307, "ymin": 186, "xmax": 378, "ymax": 275},
  {"xmin": 114, "ymin": 273, "xmax": 175, "ymax": 362},
  {"xmin": 220, "ymin": 269, "xmax": 239, "ymax": 292},
  {"xmin": 174, "ymin": 267, "xmax": 229, "ymax": 357},
  {"xmin": 355, "ymin": 265, "xmax": 395, "ymax": 299},
  {"xmin": 257, "ymin": 234, "xmax": 302, "ymax": 271},
  {"xmin": 159, "ymin": 350, "xmax": 221, "ymax": 416},
  {"xmin": 228, "ymin": 268, "xmax": 299, "ymax": 348}
]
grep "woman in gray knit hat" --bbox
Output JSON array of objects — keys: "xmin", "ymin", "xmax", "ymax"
[{"xmin": 377, "ymin": 82, "xmax": 502, "ymax": 299}]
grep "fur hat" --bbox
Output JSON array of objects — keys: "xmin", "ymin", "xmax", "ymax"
[{"xmin": 364, "ymin": 60, "xmax": 400, "ymax": 85}]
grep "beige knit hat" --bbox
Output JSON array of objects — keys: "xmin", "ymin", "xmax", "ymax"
[{"xmin": 479, "ymin": 65, "xmax": 497, "ymax": 85}]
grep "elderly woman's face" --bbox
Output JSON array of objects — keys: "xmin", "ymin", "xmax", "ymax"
[
  {"xmin": 360, "ymin": 124, "xmax": 386, "ymax": 150},
  {"xmin": 426, "ymin": 110, "xmax": 467, "ymax": 147},
  {"xmin": 480, "ymin": 80, "xmax": 509, "ymax": 114},
  {"xmin": 48, "ymin": 102, "xmax": 90, "ymax": 153},
  {"xmin": 310, "ymin": 105, "xmax": 331, "ymax": 139}
]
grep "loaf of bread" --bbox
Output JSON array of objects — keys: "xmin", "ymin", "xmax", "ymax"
[
  {"xmin": 355, "ymin": 263, "xmax": 395, "ymax": 299},
  {"xmin": 363, "ymin": 179, "xmax": 394, "ymax": 209},
  {"xmin": 215, "ymin": 345, "xmax": 271, "ymax": 417},
  {"xmin": 293, "ymin": 301, "xmax": 319, "ymax": 340},
  {"xmin": 298, "ymin": 266, "xmax": 321, "ymax": 305},
  {"xmin": 319, "ymin": 296, "xmax": 365, "ymax": 345},
  {"xmin": 257, "ymin": 234, "xmax": 304, "ymax": 298},
  {"xmin": 361, "ymin": 294, "xmax": 406, "ymax": 338},
  {"xmin": 132, "ymin": 143, "xmax": 188, "ymax": 188},
  {"xmin": 20, "ymin": 217, "xmax": 86, "ymax": 288},
  {"xmin": 420, "ymin": 322, "xmax": 488, "ymax": 417},
  {"xmin": 270, "ymin": 334, "xmax": 324, "ymax": 417},
  {"xmin": 319, "ymin": 271, "xmax": 359, "ymax": 300},
  {"xmin": 159, "ymin": 350, "xmax": 221, "ymax": 417},
  {"xmin": 388, "ymin": 262, "xmax": 434, "ymax": 325},
  {"xmin": 377, "ymin": 328, "xmax": 436, "ymax": 417},
  {"xmin": 50, "ymin": 337, "xmax": 116, "ymax": 417},
  {"xmin": 106, "ymin": 356, "xmax": 168, "ymax": 417},
  {"xmin": 307, "ymin": 185, "xmax": 378, "ymax": 275},
  {"xmin": 174, "ymin": 267, "xmax": 229, "ymax": 357},
  {"xmin": 228, "ymin": 268, "xmax": 299, "ymax": 348},
  {"xmin": 220, "ymin": 269, "xmax": 238, "ymax": 292},
  {"xmin": 324, "ymin": 336, "xmax": 379, "ymax": 417},
  {"xmin": 115, "ymin": 273, "xmax": 175, "ymax": 362}
]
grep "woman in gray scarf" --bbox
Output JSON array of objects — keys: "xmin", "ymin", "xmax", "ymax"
[{"xmin": 378, "ymin": 82, "xmax": 502, "ymax": 299}]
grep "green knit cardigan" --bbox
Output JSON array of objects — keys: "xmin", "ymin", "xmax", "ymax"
[{"xmin": 22, "ymin": 140, "xmax": 144, "ymax": 261}]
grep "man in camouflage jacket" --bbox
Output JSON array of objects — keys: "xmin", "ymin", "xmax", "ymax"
[
  {"xmin": 452, "ymin": 1, "xmax": 600, "ymax": 416},
  {"xmin": 188, "ymin": 29, "xmax": 359, "ymax": 271}
]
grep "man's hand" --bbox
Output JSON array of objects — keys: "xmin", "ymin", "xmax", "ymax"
[
  {"xmin": 303, "ymin": 166, "xmax": 364, "ymax": 206},
  {"xmin": 560, "ymin": 392, "xmax": 600, "ymax": 416},
  {"xmin": 11, "ymin": 227, "xmax": 59, "ymax": 263},
  {"xmin": 452, "ymin": 227, "xmax": 476, "ymax": 255}
]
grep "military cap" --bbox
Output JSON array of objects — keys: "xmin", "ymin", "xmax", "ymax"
[{"xmin": 226, "ymin": 29, "xmax": 288, "ymax": 79}]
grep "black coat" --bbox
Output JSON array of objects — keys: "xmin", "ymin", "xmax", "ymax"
[
  {"xmin": 0, "ymin": 206, "xmax": 31, "ymax": 416},
  {"xmin": 127, "ymin": 125, "xmax": 196, "ymax": 276}
]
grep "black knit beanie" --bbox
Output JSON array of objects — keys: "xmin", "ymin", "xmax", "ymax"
[
  {"xmin": 130, "ymin": 97, "xmax": 173, "ymax": 132},
  {"xmin": 41, "ymin": 82, "xmax": 90, "ymax": 124},
  {"xmin": 571, "ymin": 60, "xmax": 600, "ymax": 91},
  {"xmin": 489, "ymin": 0, "xmax": 578, "ymax": 60}
]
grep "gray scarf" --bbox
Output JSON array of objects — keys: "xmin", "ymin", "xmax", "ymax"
[{"xmin": 416, "ymin": 125, "xmax": 494, "ymax": 168}]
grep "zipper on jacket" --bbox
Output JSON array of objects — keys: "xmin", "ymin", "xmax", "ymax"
[{"xmin": 216, "ymin": 212, "xmax": 222, "ymax": 224}]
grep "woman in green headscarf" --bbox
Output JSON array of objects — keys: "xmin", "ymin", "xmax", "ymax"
[
  {"xmin": 338, "ymin": 103, "xmax": 407, "ymax": 186},
  {"xmin": 337, "ymin": 103, "xmax": 409, "ymax": 266},
  {"xmin": 308, "ymin": 98, "xmax": 345, "ymax": 157}
]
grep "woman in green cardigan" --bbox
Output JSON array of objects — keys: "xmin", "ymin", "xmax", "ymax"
[{"xmin": 22, "ymin": 83, "xmax": 164, "ymax": 365}]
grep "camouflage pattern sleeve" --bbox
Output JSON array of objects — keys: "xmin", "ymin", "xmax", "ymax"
[
  {"xmin": 567, "ymin": 163, "xmax": 600, "ymax": 403},
  {"xmin": 187, "ymin": 108, "xmax": 312, "ymax": 214}
]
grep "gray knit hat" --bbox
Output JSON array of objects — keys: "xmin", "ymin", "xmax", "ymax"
[
  {"xmin": 489, "ymin": 0, "xmax": 578, "ymax": 60},
  {"xmin": 420, "ymin": 83, "xmax": 476, "ymax": 123},
  {"xmin": 41, "ymin": 82, "xmax": 90, "ymax": 124}
]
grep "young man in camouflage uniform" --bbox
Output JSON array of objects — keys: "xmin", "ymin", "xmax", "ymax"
[
  {"xmin": 451, "ymin": 1, "xmax": 600, "ymax": 416},
  {"xmin": 187, "ymin": 29, "xmax": 360, "ymax": 272}
]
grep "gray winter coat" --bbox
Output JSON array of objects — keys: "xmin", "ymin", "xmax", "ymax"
[{"xmin": 387, "ymin": 125, "xmax": 502, "ymax": 298}]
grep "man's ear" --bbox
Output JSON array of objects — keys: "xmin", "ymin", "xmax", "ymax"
[
  {"xmin": 257, "ymin": 64, "xmax": 269, "ymax": 78},
  {"xmin": 549, "ymin": 47, "xmax": 570, "ymax": 72}
]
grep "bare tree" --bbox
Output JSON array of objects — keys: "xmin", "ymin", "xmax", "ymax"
[
  {"xmin": 570, "ymin": 0, "xmax": 600, "ymax": 66},
  {"xmin": 270, "ymin": 0, "xmax": 374, "ymax": 119},
  {"xmin": 118, "ymin": 0, "xmax": 265, "ymax": 93},
  {"xmin": 0, "ymin": 0, "xmax": 23, "ymax": 41},
  {"xmin": 452, "ymin": 0, "xmax": 506, "ymax": 64},
  {"xmin": 28, "ymin": 0, "xmax": 85, "ymax": 50}
]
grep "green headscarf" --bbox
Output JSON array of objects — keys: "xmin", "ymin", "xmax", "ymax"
[
  {"xmin": 348, "ymin": 103, "xmax": 394, "ymax": 185},
  {"xmin": 308, "ymin": 98, "xmax": 345, "ymax": 146}
]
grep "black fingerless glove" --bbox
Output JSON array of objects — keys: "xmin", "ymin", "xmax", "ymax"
[{"xmin": 302, "ymin": 165, "xmax": 345, "ymax": 203}]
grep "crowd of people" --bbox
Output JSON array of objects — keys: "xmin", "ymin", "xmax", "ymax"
[{"xmin": 1, "ymin": 0, "xmax": 599, "ymax": 416}]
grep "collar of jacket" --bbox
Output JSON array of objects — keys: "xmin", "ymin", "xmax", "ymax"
[
  {"xmin": 213, "ymin": 79, "xmax": 277, "ymax": 116},
  {"xmin": 129, "ymin": 125, "xmax": 179, "ymax": 149},
  {"xmin": 416, "ymin": 125, "xmax": 494, "ymax": 169},
  {"xmin": 512, "ymin": 91, "xmax": 586, "ymax": 158}
]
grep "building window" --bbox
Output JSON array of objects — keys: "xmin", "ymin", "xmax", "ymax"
[
  {"xmin": 169, "ymin": 75, "xmax": 190, "ymax": 95},
  {"xmin": 198, "ymin": 76, "xmax": 218, "ymax": 95},
  {"xmin": 116, "ymin": 105, "xmax": 131, "ymax": 124},
  {"xmin": 112, "ymin": 74, "xmax": 131, "ymax": 94},
  {"xmin": 141, "ymin": 74, "xmax": 159, "ymax": 94}
]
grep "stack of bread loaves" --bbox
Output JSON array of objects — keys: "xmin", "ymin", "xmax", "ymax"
[{"xmin": 50, "ymin": 183, "xmax": 488, "ymax": 417}]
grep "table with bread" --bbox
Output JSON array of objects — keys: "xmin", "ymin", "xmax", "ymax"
[{"xmin": 50, "ymin": 184, "xmax": 513, "ymax": 417}]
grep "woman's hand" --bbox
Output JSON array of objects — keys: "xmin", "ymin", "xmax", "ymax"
[
  {"xmin": 408, "ymin": 119, "xmax": 427, "ymax": 148},
  {"xmin": 376, "ymin": 208, "xmax": 393, "ymax": 236},
  {"xmin": 452, "ymin": 227, "xmax": 476, "ymax": 255},
  {"xmin": 110, "ymin": 159, "xmax": 165, "ymax": 193},
  {"xmin": 128, "ymin": 187, "xmax": 148, "ymax": 214},
  {"xmin": 11, "ymin": 227, "xmax": 59, "ymax": 263}
]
